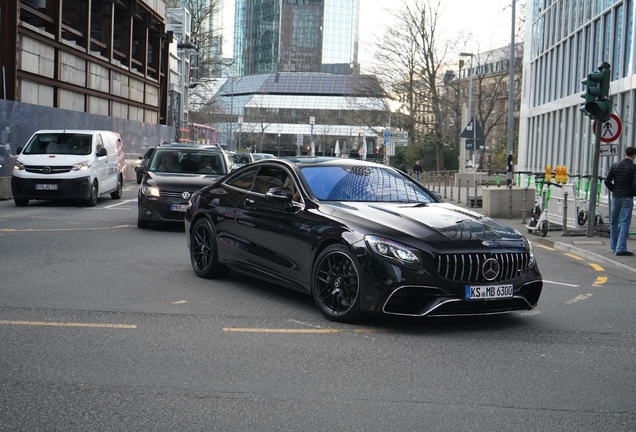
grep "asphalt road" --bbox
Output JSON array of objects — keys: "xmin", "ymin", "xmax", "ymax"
[{"xmin": 1, "ymin": 184, "xmax": 635, "ymax": 431}]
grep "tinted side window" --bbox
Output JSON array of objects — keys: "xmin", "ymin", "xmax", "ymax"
[{"xmin": 224, "ymin": 168, "xmax": 258, "ymax": 191}]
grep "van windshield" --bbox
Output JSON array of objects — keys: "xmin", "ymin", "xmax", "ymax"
[{"xmin": 23, "ymin": 133, "xmax": 92, "ymax": 156}]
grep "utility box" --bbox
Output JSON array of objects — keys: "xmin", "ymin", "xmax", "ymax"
[{"xmin": 482, "ymin": 187, "xmax": 535, "ymax": 218}]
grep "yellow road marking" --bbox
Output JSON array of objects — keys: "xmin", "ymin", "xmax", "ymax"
[
  {"xmin": 223, "ymin": 328, "xmax": 385, "ymax": 334},
  {"xmin": 0, "ymin": 320, "xmax": 136, "ymax": 329},
  {"xmin": 593, "ymin": 276, "xmax": 608, "ymax": 286},
  {"xmin": 589, "ymin": 263, "xmax": 605, "ymax": 272},
  {"xmin": 0, "ymin": 225, "xmax": 133, "ymax": 233},
  {"xmin": 566, "ymin": 294, "xmax": 593, "ymax": 304},
  {"xmin": 563, "ymin": 253, "xmax": 585, "ymax": 261},
  {"xmin": 536, "ymin": 244, "xmax": 556, "ymax": 251}
]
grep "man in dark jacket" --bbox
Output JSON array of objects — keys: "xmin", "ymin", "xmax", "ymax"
[
  {"xmin": 412, "ymin": 160, "xmax": 422, "ymax": 182},
  {"xmin": 604, "ymin": 146, "xmax": 636, "ymax": 256}
]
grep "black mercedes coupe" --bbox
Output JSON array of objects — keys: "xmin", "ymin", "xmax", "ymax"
[{"xmin": 185, "ymin": 157, "xmax": 542, "ymax": 322}]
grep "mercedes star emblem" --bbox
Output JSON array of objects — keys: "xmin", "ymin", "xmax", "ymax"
[
  {"xmin": 182, "ymin": 191, "xmax": 191, "ymax": 200},
  {"xmin": 482, "ymin": 258, "xmax": 501, "ymax": 281}
]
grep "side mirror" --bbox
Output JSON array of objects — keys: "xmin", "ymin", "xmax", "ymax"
[
  {"xmin": 134, "ymin": 165, "xmax": 146, "ymax": 174},
  {"xmin": 96, "ymin": 148, "xmax": 107, "ymax": 157},
  {"xmin": 265, "ymin": 187, "xmax": 293, "ymax": 201}
]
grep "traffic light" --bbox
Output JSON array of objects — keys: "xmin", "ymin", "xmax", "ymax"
[{"xmin": 581, "ymin": 63, "xmax": 612, "ymax": 122}]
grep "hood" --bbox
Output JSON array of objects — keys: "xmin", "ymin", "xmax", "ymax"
[
  {"xmin": 318, "ymin": 201, "xmax": 524, "ymax": 244},
  {"xmin": 18, "ymin": 154, "xmax": 91, "ymax": 165},
  {"xmin": 145, "ymin": 172, "xmax": 221, "ymax": 193}
]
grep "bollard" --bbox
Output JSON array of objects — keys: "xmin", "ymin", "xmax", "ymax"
[
  {"xmin": 507, "ymin": 183, "xmax": 513, "ymax": 219},
  {"xmin": 443, "ymin": 173, "xmax": 448, "ymax": 199},
  {"xmin": 474, "ymin": 180, "xmax": 478, "ymax": 207},
  {"xmin": 457, "ymin": 178, "xmax": 461, "ymax": 203},
  {"xmin": 466, "ymin": 179, "xmax": 470, "ymax": 206},
  {"xmin": 561, "ymin": 191, "xmax": 569, "ymax": 236},
  {"xmin": 450, "ymin": 181, "xmax": 454, "ymax": 201},
  {"xmin": 437, "ymin": 175, "xmax": 441, "ymax": 194},
  {"xmin": 521, "ymin": 187, "xmax": 528, "ymax": 224}
]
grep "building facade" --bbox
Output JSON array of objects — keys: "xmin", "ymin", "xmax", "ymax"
[
  {"xmin": 233, "ymin": 0, "xmax": 360, "ymax": 76},
  {"xmin": 518, "ymin": 0, "xmax": 635, "ymax": 182},
  {"xmin": 211, "ymin": 72, "xmax": 386, "ymax": 155}
]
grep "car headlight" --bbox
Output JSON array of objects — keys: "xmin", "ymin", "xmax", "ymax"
[
  {"xmin": 71, "ymin": 160, "xmax": 91, "ymax": 171},
  {"xmin": 527, "ymin": 240, "xmax": 536, "ymax": 265},
  {"xmin": 365, "ymin": 235, "xmax": 422, "ymax": 268},
  {"xmin": 141, "ymin": 183, "xmax": 160, "ymax": 197},
  {"xmin": 14, "ymin": 161, "xmax": 25, "ymax": 171}
]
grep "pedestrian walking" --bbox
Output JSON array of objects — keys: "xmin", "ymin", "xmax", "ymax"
[
  {"xmin": 604, "ymin": 146, "xmax": 636, "ymax": 256},
  {"xmin": 412, "ymin": 160, "xmax": 422, "ymax": 182}
]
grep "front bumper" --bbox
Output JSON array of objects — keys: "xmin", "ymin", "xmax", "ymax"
[
  {"xmin": 138, "ymin": 190, "xmax": 189, "ymax": 223},
  {"xmin": 12, "ymin": 176, "xmax": 91, "ymax": 201}
]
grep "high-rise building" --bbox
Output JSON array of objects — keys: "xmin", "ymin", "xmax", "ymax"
[
  {"xmin": 233, "ymin": 0, "xmax": 360, "ymax": 76},
  {"xmin": 518, "ymin": 0, "xmax": 635, "ymax": 182}
]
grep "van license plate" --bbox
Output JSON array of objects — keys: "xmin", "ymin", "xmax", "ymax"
[
  {"xmin": 171, "ymin": 204, "xmax": 187, "ymax": 212},
  {"xmin": 465, "ymin": 284, "xmax": 513, "ymax": 300},
  {"xmin": 35, "ymin": 184, "xmax": 58, "ymax": 190}
]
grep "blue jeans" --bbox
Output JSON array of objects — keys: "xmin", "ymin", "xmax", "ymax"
[
  {"xmin": 414, "ymin": 172, "xmax": 420, "ymax": 182},
  {"xmin": 610, "ymin": 197, "xmax": 633, "ymax": 253}
]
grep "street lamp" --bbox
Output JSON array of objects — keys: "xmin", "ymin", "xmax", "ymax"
[
  {"xmin": 459, "ymin": 52, "xmax": 475, "ymax": 174},
  {"xmin": 309, "ymin": 116, "xmax": 315, "ymax": 156}
]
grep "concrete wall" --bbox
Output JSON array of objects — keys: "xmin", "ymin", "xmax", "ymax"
[{"xmin": 482, "ymin": 187, "xmax": 536, "ymax": 218}]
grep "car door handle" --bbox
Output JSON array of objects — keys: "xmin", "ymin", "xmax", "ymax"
[{"xmin": 244, "ymin": 198, "xmax": 255, "ymax": 205}]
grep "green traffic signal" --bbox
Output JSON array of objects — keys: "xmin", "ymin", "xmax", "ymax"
[
  {"xmin": 585, "ymin": 99, "xmax": 612, "ymax": 122},
  {"xmin": 580, "ymin": 63, "xmax": 612, "ymax": 121}
]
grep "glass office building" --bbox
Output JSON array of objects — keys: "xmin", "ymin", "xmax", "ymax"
[
  {"xmin": 233, "ymin": 0, "xmax": 360, "ymax": 76},
  {"xmin": 518, "ymin": 0, "xmax": 635, "ymax": 183}
]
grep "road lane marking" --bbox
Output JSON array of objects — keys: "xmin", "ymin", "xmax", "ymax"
[
  {"xmin": 543, "ymin": 280, "xmax": 579, "ymax": 287},
  {"xmin": 589, "ymin": 263, "xmax": 605, "ymax": 271},
  {"xmin": 563, "ymin": 253, "xmax": 585, "ymax": 261},
  {"xmin": 0, "ymin": 320, "xmax": 136, "ymax": 329},
  {"xmin": 593, "ymin": 276, "xmax": 608, "ymax": 286},
  {"xmin": 223, "ymin": 328, "xmax": 385, "ymax": 334},
  {"xmin": 0, "ymin": 225, "xmax": 133, "ymax": 233},
  {"xmin": 103, "ymin": 199, "xmax": 136, "ymax": 209},
  {"xmin": 518, "ymin": 310, "xmax": 542, "ymax": 316},
  {"xmin": 566, "ymin": 294, "xmax": 593, "ymax": 304},
  {"xmin": 536, "ymin": 244, "xmax": 556, "ymax": 251},
  {"xmin": 171, "ymin": 300, "xmax": 188, "ymax": 304}
]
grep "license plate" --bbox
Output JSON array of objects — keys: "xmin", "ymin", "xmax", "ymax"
[
  {"xmin": 465, "ymin": 284, "xmax": 513, "ymax": 300},
  {"xmin": 171, "ymin": 204, "xmax": 187, "ymax": 212},
  {"xmin": 35, "ymin": 184, "xmax": 58, "ymax": 190}
]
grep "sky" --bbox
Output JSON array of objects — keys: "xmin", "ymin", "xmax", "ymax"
[{"xmin": 220, "ymin": 0, "xmax": 519, "ymax": 71}]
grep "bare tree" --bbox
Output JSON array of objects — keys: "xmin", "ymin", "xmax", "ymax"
[{"xmin": 373, "ymin": 0, "xmax": 462, "ymax": 171}]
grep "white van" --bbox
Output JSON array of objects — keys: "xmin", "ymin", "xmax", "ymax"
[{"xmin": 11, "ymin": 130, "xmax": 125, "ymax": 207}]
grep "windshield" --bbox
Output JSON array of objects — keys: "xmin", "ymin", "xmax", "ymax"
[
  {"xmin": 23, "ymin": 133, "xmax": 92, "ymax": 155},
  {"xmin": 149, "ymin": 149, "xmax": 228, "ymax": 175},
  {"xmin": 301, "ymin": 165, "xmax": 436, "ymax": 203}
]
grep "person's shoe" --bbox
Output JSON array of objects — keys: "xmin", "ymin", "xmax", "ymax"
[{"xmin": 616, "ymin": 251, "xmax": 633, "ymax": 256}]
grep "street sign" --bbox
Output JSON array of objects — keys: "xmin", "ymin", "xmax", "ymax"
[
  {"xmin": 460, "ymin": 116, "xmax": 485, "ymax": 141},
  {"xmin": 599, "ymin": 143, "xmax": 619, "ymax": 156},
  {"xmin": 593, "ymin": 113, "xmax": 622, "ymax": 143},
  {"xmin": 392, "ymin": 138, "xmax": 408, "ymax": 146},
  {"xmin": 391, "ymin": 131, "xmax": 408, "ymax": 139},
  {"xmin": 383, "ymin": 129, "xmax": 391, "ymax": 138},
  {"xmin": 385, "ymin": 142, "xmax": 395, "ymax": 156}
]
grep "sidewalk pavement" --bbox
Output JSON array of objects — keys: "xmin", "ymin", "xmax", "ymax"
[{"xmin": 447, "ymin": 194, "xmax": 636, "ymax": 277}]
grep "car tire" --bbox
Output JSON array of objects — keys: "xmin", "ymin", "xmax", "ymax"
[
  {"xmin": 190, "ymin": 218, "xmax": 229, "ymax": 278},
  {"xmin": 84, "ymin": 180, "xmax": 98, "ymax": 207},
  {"xmin": 312, "ymin": 244, "xmax": 362, "ymax": 323},
  {"xmin": 14, "ymin": 198, "xmax": 29, "ymax": 207},
  {"xmin": 541, "ymin": 221, "xmax": 549, "ymax": 237},
  {"xmin": 111, "ymin": 175, "xmax": 123, "ymax": 199}
]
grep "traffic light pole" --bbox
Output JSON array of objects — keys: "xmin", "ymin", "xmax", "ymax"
[{"xmin": 586, "ymin": 122, "xmax": 603, "ymax": 237}]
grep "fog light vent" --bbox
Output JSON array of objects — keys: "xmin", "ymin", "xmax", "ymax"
[{"xmin": 145, "ymin": 210, "xmax": 152, "ymax": 216}]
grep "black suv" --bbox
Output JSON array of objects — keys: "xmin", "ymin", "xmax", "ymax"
[{"xmin": 137, "ymin": 145, "xmax": 231, "ymax": 228}]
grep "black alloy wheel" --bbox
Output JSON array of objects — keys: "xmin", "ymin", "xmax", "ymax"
[
  {"xmin": 190, "ymin": 218, "xmax": 229, "ymax": 279},
  {"xmin": 84, "ymin": 180, "xmax": 98, "ymax": 207},
  {"xmin": 312, "ymin": 245, "xmax": 362, "ymax": 322}
]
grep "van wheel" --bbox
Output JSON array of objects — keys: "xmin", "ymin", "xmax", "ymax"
[
  {"xmin": 14, "ymin": 198, "xmax": 29, "ymax": 207},
  {"xmin": 111, "ymin": 175, "xmax": 123, "ymax": 199},
  {"xmin": 84, "ymin": 180, "xmax": 98, "ymax": 207}
]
